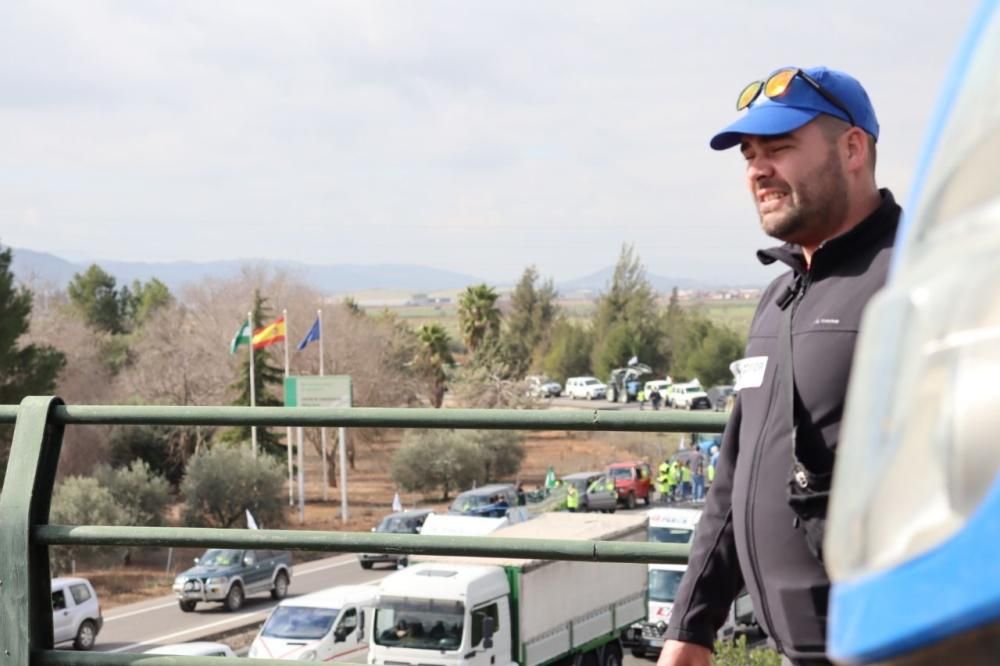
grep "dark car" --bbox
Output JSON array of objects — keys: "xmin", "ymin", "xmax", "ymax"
[
  {"xmin": 359, "ymin": 508, "xmax": 434, "ymax": 569},
  {"xmin": 561, "ymin": 472, "xmax": 618, "ymax": 512},
  {"xmin": 172, "ymin": 549, "xmax": 292, "ymax": 612},
  {"xmin": 448, "ymin": 484, "xmax": 518, "ymax": 517},
  {"xmin": 706, "ymin": 385, "xmax": 735, "ymax": 412}
]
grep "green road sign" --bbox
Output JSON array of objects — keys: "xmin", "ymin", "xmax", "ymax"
[{"xmin": 284, "ymin": 375, "xmax": 352, "ymax": 408}]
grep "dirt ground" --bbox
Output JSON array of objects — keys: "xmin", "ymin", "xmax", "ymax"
[{"xmin": 79, "ymin": 427, "xmax": 686, "ymax": 609}]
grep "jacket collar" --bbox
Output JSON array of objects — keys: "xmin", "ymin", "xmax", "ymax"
[{"xmin": 756, "ymin": 189, "xmax": 901, "ymax": 277}]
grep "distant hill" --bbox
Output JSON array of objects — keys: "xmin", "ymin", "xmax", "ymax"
[
  {"xmin": 7, "ymin": 247, "xmax": 733, "ymax": 297},
  {"xmin": 8, "ymin": 247, "xmax": 485, "ymax": 295},
  {"xmin": 556, "ymin": 266, "xmax": 716, "ymax": 296}
]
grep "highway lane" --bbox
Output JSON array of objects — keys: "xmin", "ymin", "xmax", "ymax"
[{"xmin": 95, "ymin": 553, "xmax": 393, "ymax": 653}]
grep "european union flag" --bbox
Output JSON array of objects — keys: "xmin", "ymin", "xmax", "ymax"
[{"xmin": 296, "ymin": 316, "xmax": 321, "ymax": 351}]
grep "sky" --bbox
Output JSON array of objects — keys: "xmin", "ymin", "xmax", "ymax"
[{"xmin": 0, "ymin": 1, "xmax": 981, "ymax": 287}]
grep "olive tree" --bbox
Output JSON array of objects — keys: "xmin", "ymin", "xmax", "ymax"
[{"xmin": 181, "ymin": 446, "xmax": 286, "ymax": 528}]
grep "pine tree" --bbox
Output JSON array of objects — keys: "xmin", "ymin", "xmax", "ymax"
[
  {"xmin": 0, "ymin": 243, "xmax": 66, "ymax": 475},
  {"xmin": 504, "ymin": 266, "xmax": 559, "ymax": 377},
  {"xmin": 220, "ymin": 289, "xmax": 285, "ymax": 455}
]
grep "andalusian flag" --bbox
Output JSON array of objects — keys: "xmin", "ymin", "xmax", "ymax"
[
  {"xmin": 230, "ymin": 322, "xmax": 251, "ymax": 354},
  {"xmin": 253, "ymin": 316, "xmax": 287, "ymax": 350},
  {"xmin": 544, "ymin": 467, "xmax": 557, "ymax": 489}
]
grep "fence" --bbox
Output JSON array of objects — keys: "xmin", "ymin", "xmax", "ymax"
[{"xmin": 0, "ymin": 397, "xmax": 727, "ymax": 666}]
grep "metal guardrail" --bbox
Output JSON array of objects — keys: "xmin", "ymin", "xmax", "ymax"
[{"xmin": 0, "ymin": 396, "xmax": 727, "ymax": 666}]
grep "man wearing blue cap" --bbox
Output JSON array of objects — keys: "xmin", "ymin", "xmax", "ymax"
[{"xmin": 657, "ymin": 68, "xmax": 901, "ymax": 665}]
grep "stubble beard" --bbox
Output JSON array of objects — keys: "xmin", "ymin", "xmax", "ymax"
[{"xmin": 758, "ymin": 148, "xmax": 849, "ymax": 246}]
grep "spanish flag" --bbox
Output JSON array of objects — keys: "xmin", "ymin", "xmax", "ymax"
[{"xmin": 252, "ymin": 316, "xmax": 286, "ymax": 350}]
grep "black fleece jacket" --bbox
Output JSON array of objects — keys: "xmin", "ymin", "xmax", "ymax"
[{"xmin": 663, "ymin": 190, "xmax": 901, "ymax": 662}]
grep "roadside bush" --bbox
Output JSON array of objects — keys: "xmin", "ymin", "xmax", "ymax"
[
  {"xmin": 181, "ymin": 445, "xmax": 285, "ymax": 529},
  {"xmin": 470, "ymin": 430, "xmax": 525, "ymax": 483},
  {"xmin": 49, "ymin": 476, "xmax": 129, "ymax": 573},
  {"xmin": 713, "ymin": 636, "xmax": 781, "ymax": 666},
  {"xmin": 93, "ymin": 459, "xmax": 171, "ymax": 527},
  {"xmin": 108, "ymin": 423, "xmax": 199, "ymax": 486},
  {"xmin": 392, "ymin": 430, "xmax": 484, "ymax": 500}
]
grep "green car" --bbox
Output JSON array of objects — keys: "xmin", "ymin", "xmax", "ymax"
[{"xmin": 172, "ymin": 548, "xmax": 293, "ymax": 612}]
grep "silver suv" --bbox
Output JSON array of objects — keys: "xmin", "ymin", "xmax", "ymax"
[{"xmin": 52, "ymin": 577, "xmax": 103, "ymax": 650}]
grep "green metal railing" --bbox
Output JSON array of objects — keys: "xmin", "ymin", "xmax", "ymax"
[{"xmin": 0, "ymin": 396, "xmax": 727, "ymax": 666}]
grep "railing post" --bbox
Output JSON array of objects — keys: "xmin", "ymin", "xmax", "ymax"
[{"xmin": 0, "ymin": 397, "xmax": 65, "ymax": 666}]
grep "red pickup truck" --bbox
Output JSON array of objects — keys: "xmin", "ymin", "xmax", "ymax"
[{"xmin": 606, "ymin": 461, "xmax": 653, "ymax": 509}]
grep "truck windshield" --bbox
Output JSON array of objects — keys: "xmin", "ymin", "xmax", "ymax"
[
  {"xmin": 609, "ymin": 468, "xmax": 632, "ymax": 480},
  {"xmin": 377, "ymin": 516, "xmax": 421, "ymax": 533},
  {"xmin": 648, "ymin": 527, "xmax": 693, "ymax": 544},
  {"xmin": 649, "ymin": 569, "xmax": 685, "ymax": 603},
  {"xmin": 449, "ymin": 494, "xmax": 491, "ymax": 512},
  {"xmin": 198, "ymin": 549, "xmax": 242, "ymax": 567},
  {"xmin": 374, "ymin": 598, "xmax": 464, "ymax": 651},
  {"xmin": 262, "ymin": 606, "xmax": 339, "ymax": 640}
]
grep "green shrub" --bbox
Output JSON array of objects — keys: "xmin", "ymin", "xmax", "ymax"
[
  {"xmin": 391, "ymin": 430, "xmax": 485, "ymax": 500},
  {"xmin": 50, "ymin": 476, "xmax": 129, "ymax": 573},
  {"xmin": 713, "ymin": 635, "xmax": 781, "ymax": 666},
  {"xmin": 181, "ymin": 445, "xmax": 286, "ymax": 528},
  {"xmin": 93, "ymin": 459, "xmax": 171, "ymax": 527}
]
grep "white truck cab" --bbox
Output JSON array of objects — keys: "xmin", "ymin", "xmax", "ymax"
[{"xmin": 248, "ymin": 584, "xmax": 377, "ymax": 662}]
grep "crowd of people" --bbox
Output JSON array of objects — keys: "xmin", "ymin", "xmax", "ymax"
[{"xmin": 655, "ymin": 445, "xmax": 719, "ymax": 503}]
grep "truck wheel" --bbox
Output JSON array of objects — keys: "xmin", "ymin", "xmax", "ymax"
[
  {"xmin": 630, "ymin": 648, "xmax": 645, "ymax": 659},
  {"xmin": 396, "ymin": 556, "xmax": 409, "ymax": 569},
  {"xmin": 360, "ymin": 560, "xmax": 374, "ymax": 570},
  {"xmin": 271, "ymin": 571, "xmax": 289, "ymax": 600},
  {"xmin": 223, "ymin": 582, "xmax": 244, "ymax": 612},
  {"xmin": 603, "ymin": 643, "xmax": 623, "ymax": 666},
  {"xmin": 627, "ymin": 492, "xmax": 637, "ymax": 510},
  {"xmin": 178, "ymin": 600, "xmax": 197, "ymax": 612},
  {"xmin": 73, "ymin": 619, "xmax": 97, "ymax": 650}
]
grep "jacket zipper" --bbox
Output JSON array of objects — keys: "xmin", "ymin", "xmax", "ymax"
[{"xmin": 743, "ymin": 272, "xmax": 810, "ymax": 656}]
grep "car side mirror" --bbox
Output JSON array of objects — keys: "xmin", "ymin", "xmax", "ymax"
[
  {"xmin": 243, "ymin": 556, "xmax": 254, "ymax": 567},
  {"xmin": 482, "ymin": 616, "xmax": 495, "ymax": 649},
  {"xmin": 415, "ymin": 526, "xmax": 422, "ymax": 534},
  {"xmin": 193, "ymin": 557, "xmax": 199, "ymax": 565}
]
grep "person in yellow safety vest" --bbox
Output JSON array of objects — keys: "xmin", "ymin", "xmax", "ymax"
[
  {"xmin": 668, "ymin": 461, "xmax": 681, "ymax": 501},
  {"xmin": 706, "ymin": 460, "xmax": 716, "ymax": 487},
  {"xmin": 657, "ymin": 461, "xmax": 671, "ymax": 503},
  {"xmin": 566, "ymin": 483, "xmax": 580, "ymax": 512},
  {"xmin": 680, "ymin": 461, "xmax": 693, "ymax": 500}
]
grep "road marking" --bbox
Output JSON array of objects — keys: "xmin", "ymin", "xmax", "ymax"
[
  {"xmin": 103, "ymin": 555, "xmax": 368, "ymax": 652},
  {"xmin": 108, "ymin": 609, "xmax": 272, "ymax": 653},
  {"xmin": 104, "ymin": 599, "xmax": 181, "ymax": 622}
]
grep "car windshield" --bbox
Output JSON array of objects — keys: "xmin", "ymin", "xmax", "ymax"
[
  {"xmin": 374, "ymin": 597, "xmax": 464, "ymax": 651},
  {"xmin": 377, "ymin": 516, "xmax": 422, "ymax": 533},
  {"xmin": 608, "ymin": 468, "xmax": 632, "ymax": 480},
  {"xmin": 449, "ymin": 494, "xmax": 492, "ymax": 512},
  {"xmin": 648, "ymin": 527, "xmax": 694, "ymax": 544},
  {"xmin": 262, "ymin": 606, "xmax": 339, "ymax": 640},
  {"xmin": 198, "ymin": 549, "xmax": 243, "ymax": 567},
  {"xmin": 584, "ymin": 379, "xmax": 599, "ymax": 385},
  {"xmin": 649, "ymin": 569, "xmax": 685, "ymax": 603}
]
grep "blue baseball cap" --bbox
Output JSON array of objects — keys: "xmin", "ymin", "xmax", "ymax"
[{"xmin": 710, "ymin": 66, "xmax": 880, "ymax": 150}]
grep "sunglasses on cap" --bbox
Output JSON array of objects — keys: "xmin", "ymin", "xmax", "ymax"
[{"xmin": 736, "ymin": 67, "xmax": 857, "ymax": 127}]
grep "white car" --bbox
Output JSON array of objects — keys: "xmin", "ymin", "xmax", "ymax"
[
  {"xmin": 643, "ymin": 380, "xmax": 672, "ymax": 399},
  {"xmin": 248, "ymin": 584, "xmax": 377, "ymax": 661},
  {"xmin": 52, "ymin": 577, "xmax": 103, "ymax": 651},
  {"xmin": 565, "ymin": 376, "xmax": 607, "ymax": 400},
  {"xmin": 525, "ymin": 375, "xmax": 562, "ymax": 398},
  {"xmin": 145, "ymin": 642, "xmax": 236, "ymax": 658}
]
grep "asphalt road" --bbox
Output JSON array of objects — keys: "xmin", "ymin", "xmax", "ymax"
[{"xmin": 95, "ymin": 553, "xmax": 388, "ymax": 654}]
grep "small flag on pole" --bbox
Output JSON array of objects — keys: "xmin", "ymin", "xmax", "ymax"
[
  {"xmin": 296, "ymin": 316, "xmax": 321, "ymax": 351},
  {"xmin": 253, "ymin": 317, "xmax": 287, "ymax": 350},
  {"xmin": 544, "ymin": 467, "xmax": 556, "ymax": 489},
  {"xmin": 246, "ymin": 509, "xmax": 259, "ymax": 530},
  {"xmin": 230, "ymin": 322, "xmax": 251, "ymax": 354},
  {"xmin": 392, "ymin": 492, "xmax": 403, "ymax": 512}
]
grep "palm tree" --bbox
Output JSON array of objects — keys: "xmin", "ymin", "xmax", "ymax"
[
  {"xmin": 458, "ymin": 284, "xmax": 501, "ymax": 353},
  {"xmin": 417, "ymin": 324, "xmax": 454, "ymax": 408}
]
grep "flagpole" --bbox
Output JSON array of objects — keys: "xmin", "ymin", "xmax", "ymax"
[
  {"xmin": 318, "ymin": 309, "xmax": 329, "ymax": 502},
  {"xmin": 248, "ymin": 311, "xmax": 257, "ymax": 458},
  {"xmin": 284, "ymin": 309, "xmax": 294, "ymax": 507}
]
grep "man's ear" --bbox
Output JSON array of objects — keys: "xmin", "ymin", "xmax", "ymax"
[{"xmin": 843, "ymin": 127, "xmax": 869, "ymax": 173}]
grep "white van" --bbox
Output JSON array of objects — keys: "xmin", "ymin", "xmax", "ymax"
[
  {"xmin": 646, "ymin": 506, "xmax": 703, "ymax": 544},
  {"xmin": 248, "ymin": 584, "xmax": 377, "ymax": 661},
  {"xmin": 565, "ymin": 376, "xmax": 607, "ymax": 400}
]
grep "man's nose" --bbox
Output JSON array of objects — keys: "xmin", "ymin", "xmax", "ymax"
[{"xmin": 746, "ymin": 155, "xmax": 775, "ymax": 182}]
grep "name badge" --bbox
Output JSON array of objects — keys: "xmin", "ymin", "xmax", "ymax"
[{"xmin": 730, "ymin": 356, "xmax": 768, "ymax": 391}]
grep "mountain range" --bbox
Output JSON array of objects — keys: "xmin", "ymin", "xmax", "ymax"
[{"xmin": 8, "ymin": 246, "xmax": 726, "ymax": 297}]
